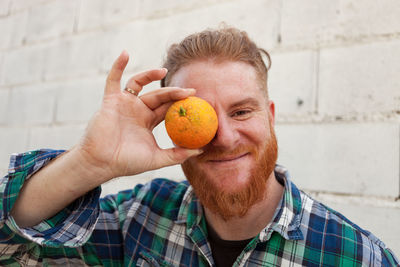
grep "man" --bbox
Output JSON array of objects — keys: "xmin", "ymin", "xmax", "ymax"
[{"xmin": 0, "ymin": 27, "xmax": 398, "ymax": 266}]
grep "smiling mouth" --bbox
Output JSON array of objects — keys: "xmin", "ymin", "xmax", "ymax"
[{"xmin": 208, "ymin": 153, "xmax": 249, "ymax": 163}]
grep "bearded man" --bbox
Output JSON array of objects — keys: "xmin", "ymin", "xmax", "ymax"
[{"xmin": 0, "ymin": 27, "xmax": 398, "ymax": 266}]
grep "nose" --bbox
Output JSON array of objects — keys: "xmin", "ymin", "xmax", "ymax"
[{"xmin": 210, "ymin": 113, "xmax": 239, "ymax": 148}]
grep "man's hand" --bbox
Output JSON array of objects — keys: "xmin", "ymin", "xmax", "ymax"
[
  {"xmin": 10, "ymin": 51, "xmax": 201, "ymax": 227},
  {"xmin": 76, "ymin": 51, "xmax": 202, "ymax": 182}
]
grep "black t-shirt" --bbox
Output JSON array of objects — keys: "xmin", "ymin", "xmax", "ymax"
[
  {"xmin": 206, "ymin": 173, "xmax": 285, "ymax": 266},
  {"xmin": 207, "ymin": 223, "xmax": 254, "ymax": 267}
]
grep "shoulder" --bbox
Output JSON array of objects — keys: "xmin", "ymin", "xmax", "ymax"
[{"xmin": 299, "ymin": 191, "xmax": 399, "ymax": 266}]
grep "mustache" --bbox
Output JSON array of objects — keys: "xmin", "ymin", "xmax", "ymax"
[{"xmin": 197, "ymin": 145, "xmax": 258, "ymax": 161}]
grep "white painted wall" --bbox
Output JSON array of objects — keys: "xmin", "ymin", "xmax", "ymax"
[{"xmin": 0, "ymin": 0, "xmax": 399, "ymax": 256}]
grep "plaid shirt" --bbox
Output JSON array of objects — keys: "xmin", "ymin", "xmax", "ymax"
[{"xmin": 0, "ymin": 149, "xmax": 398, "ymax": 266}]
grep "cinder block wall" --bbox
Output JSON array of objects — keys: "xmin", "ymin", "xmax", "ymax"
[{"xmin": 1, "ymin": 0, "xmax": 399, "ymax": 256}]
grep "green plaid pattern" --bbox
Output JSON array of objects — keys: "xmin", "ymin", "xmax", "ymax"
[{"xmin": 0, "ymin": 149, "xmax": 398, "ymax": 266}]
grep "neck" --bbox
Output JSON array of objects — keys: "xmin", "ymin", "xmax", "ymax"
[{"xmin": 203, "ymin": 172, "xmax": 284, "ymax": 241}]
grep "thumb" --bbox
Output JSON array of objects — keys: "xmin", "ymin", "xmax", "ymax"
[{"xmin": 155, "ymin": 147, "xmax": 203, "ymax": 168}]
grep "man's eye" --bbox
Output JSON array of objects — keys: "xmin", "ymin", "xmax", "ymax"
[{"xmin": 232, "ymin": 110, "xmax": 251, "ymax": 117}]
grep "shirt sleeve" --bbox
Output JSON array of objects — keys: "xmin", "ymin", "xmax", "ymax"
[
  {"xmin": 0, "ymin": 149, "xmax": 103, "ymax": 265},
  {"xmin": 381, "ymin": 247, "xmax": 400, "ymax": 267}
]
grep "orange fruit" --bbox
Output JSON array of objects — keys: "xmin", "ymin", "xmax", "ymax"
[{"xmin": 165, "ymin": 96, "xmax": 218, "ymax": 149}]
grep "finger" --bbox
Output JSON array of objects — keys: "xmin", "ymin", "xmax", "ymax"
[
  {"xmin": 105, "ymin": 51, "xmax": 129, "ymax": 95},
  {"xmin": 150, "ymin": 102, "xmax": 173, "ymax": 129},
  {"xmin": 125, "ymin": 68, "xmax": 168, "ymax": 95},
  {"xmin": 155, "ymin": 147, "xmax": 203, "ymax": 168},
  {"xmin": 140, "ymin": 88, "xmax": 196, "ymax": 110}
]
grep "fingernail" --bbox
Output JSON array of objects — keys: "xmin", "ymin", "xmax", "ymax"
[
  {"xmin": 160, "ymin": 68, "xmax": 168, "ymax": 73},
  {"xmin": 186, "ymin": 88, "xmax": 196, "ymax": 94},
  {"xmin": 121, "ymin": 50, "xmax": 128, "ymax": 57}
]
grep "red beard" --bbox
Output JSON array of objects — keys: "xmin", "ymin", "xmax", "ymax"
[{"xmin": 182, "ymin": 123, "xmax": 278, "ymax": 221}]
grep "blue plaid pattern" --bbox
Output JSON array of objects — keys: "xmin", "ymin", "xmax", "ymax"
[{"xmin": 0, "ymin": 149, "xmax": 398, "ymax": 266}]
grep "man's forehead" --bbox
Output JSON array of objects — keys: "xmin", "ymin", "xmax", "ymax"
[
  {"xmin": 169, "ymin": 60, "xmax": 267, "ymax": 107},
  {"xmin": 171, "ymin": 60, "xmax": 258, "ymax": 84}
]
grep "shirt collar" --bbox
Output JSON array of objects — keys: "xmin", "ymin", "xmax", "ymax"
[
  {"xmin": 175, "ymin": 183, "xmax": 203, "ymax": 230},
  {"xmin": 175, "ymin": 165, "xmax": 304, "ymax": 241},
  {"xmin": 259, "ymin": 164, "xmax": 304, "ymax": 242}
]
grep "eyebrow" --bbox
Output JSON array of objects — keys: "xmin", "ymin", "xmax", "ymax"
[{"xmin": 230, "ymin": 97, "xmax": 261, "ymax": 109}]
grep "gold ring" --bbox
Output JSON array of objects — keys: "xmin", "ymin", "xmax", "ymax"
[{"xmin": 124, "ymin": 87, "xmax": 139, "ymax": 96}]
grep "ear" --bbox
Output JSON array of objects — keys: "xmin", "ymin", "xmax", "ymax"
[{"xmin": 268, "ymin": 100, "xmax": 275, "ymax": 125}]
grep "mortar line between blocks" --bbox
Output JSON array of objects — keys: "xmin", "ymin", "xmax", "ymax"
[
  {"xmin": 398, "ymin": 123, "xmax": 400, "ymax": 199},
  {"xmin": 314, "ymin": 49, "xmax": 320, "ymax": 115},
  {"xmin": 73, "ymin": 0, "xmax": 82, "ymax": 33}
]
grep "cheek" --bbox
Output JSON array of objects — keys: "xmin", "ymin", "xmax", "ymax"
[{"xmin": 240, "ymin": 119, "xmax": 270, "ymax": 145}]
